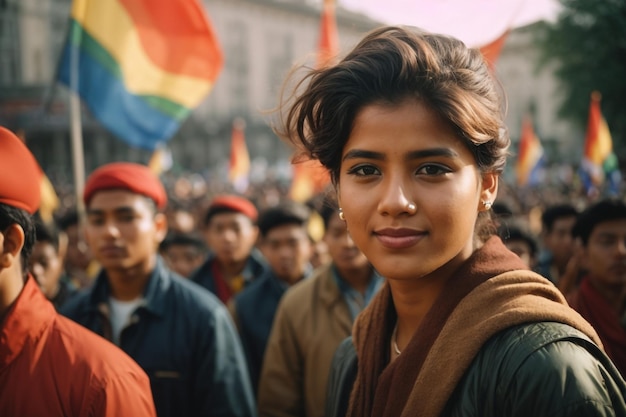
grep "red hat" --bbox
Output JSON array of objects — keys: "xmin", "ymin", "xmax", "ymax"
[
  {"xmin": 207, "ymin": 195, "xmax": 258, "ymax": 222},
  {"xmin": 83, "ymin": 162, "xmax": 167, "ymax": 209},
  {"xmin": 0, "ymin": 127, "xmax": 41, "ymax": 214}
]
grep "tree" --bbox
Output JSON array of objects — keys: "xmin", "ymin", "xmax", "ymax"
[{"xmin": 536, "ymin": 0, "xmax": 626, "ymax": 156}]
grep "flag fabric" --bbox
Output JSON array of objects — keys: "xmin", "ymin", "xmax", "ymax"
[
  {"xmin": 515, "ymin": 115, "xmax": 545, "ymax": 187},
  {"xmin": 289, "ymin": 159, "xmax": 330, "ymax": 203},
  {"xmin": 148, "ymin": 144, "xmax": 173, "ymax": 176},
  {"xmin": 317, "ymin": 0, "xmax": 339, "ymax": 68},
  {"xmin": 39, "ymin": 173, "xmax": 60, "ymax": 225},
  {"xmin": 479, "ymin": 30, "xmax": 509, "ymax": 70},
  {"xmin": 57, "ymin": 0, "xmax": 223, "ymax": 150},
  {"xmin": 289, "ymin": 0, "xmax": 336, "ymax": 202},
  {"xmin": 580, "ymin": 91, "xmax": 619, "ymax": 194},
  {"xmin": 228, "ymin": 118, "xmax": 250, "ymax": 194}
]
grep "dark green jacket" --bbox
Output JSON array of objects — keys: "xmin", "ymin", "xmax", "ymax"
[{"xmin": 327, "ymin": 322, "xmax": 626, "ymax": 417}]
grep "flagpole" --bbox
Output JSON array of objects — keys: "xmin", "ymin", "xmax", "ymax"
[{"xmin": 68, "ymin": 24, "xmax": 86, "ymax": 218}]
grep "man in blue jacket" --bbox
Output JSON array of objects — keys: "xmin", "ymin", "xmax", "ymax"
[
  {"xmin": 230, "ymin": 201, "xmax": 313, "ymax": 394},
  {"xmin": 61, "ymin": 162, "xmax": 255, "ymax": 417}
]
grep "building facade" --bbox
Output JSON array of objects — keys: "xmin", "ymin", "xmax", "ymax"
[{"xmin": 0, "ymin": 0, "xmax": 579, "ymax": 189}]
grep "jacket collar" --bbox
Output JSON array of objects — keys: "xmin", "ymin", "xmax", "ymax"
[
  {"xmin": 0, "ymin": 277, "xmax": 56, "ymax": 369},
  {"xmin": 87, "ymin": 257, "xmax": 171, "ymax": 318}
]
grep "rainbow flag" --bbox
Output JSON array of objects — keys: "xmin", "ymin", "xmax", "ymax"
[
  {"xmin": 57, "ymin": 0, "xmax": 223, "ymax": 150},
  {"xmin": 581, "ymin": 92, "xmax": 620, "ymax": 195},
  {"xmin": 515, "ymin": 115, "xmax": 545, "ymax": 187},
  {"xmin": 228, "ymin": 119, "xmax": 250, "ymax": 194}
]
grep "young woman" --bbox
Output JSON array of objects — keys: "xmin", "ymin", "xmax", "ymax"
[{"xmin": 278, "ymin": 26, "xmax": 626, "ymax": 417}]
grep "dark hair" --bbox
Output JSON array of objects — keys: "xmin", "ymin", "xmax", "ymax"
[
  {"xmin": 57, "ymin": 210, "xmax": 79, "ymax": 231},
  {"xmin": 541, "ymin": 204, "xmax": 578, "ymax": 234},
  {"xmin": 35, "ymin": 220, "xmax": 61, "ymax": 251},
  {"xmin": 572, "ymin": 199, "xmax": 626, "ymax": 246},
  {"xmin": 257, "ymin": 201, "xmax": 311, "ymax": 238},
  {"xmin": 319, "ymin": 194, "xmax": 340, "ymax": 229},
  {"xmin": 278, "ymin": 25, "xmax": 509, "ymax": 183},
  {"xmin": 498, "ymin": 221, "xmax": 538, "ymax": 258},
  {"xmin": 159, "ymin": 233, "xmax": 206, "ymax": 253},
  {"xmin": 0, "ymin": 203, "xmax": 36, "ymax": 275},
  {"xmin": 278, "ymin": 26, "xmax": 509, "ymax": 242}
]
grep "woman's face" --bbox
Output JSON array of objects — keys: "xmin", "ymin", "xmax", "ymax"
[{"xmin": 338, "ymin": 98, "xmax": 497, "ymax": 282}]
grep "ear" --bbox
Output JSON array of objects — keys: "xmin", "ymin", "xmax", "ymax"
[
  {"xmin": 479, "ymin": 171, "xmax": 499, "ymax": 212},
  {"xmin": 154, "ymin": 213, "xmax": 168, "ymax": 244},
  {"xmin": 0, "ymin": 224, "xmax": 25, "ymax": 270}
]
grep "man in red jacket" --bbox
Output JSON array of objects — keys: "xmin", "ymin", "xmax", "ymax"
[{"xmin": 0, "ymin": 126, "xmax": 156, "ymax": 417}]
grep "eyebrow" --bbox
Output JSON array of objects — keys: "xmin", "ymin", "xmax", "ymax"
[{"xmin": 342, "ymin": 147, "xmax": 459, "ymax": 162}]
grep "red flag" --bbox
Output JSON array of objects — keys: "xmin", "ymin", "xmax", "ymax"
[
  {"xmin": 290, "ymin": 0, "xmax": 337, "ymax": 201},
  {"xmin": 317, "ymin": 0, "xmax": 339, "ymax": 69},
  {"xmin": 479, "ymin": 30, "xmax": 509, "ymax": 70},
  {"xmin": 229, "ymin": 118, "xmax": 250, "ymax": 194}
]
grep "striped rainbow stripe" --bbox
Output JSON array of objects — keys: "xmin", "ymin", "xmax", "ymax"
[{"xmin": 58, "ymin": 0, "xmax": 223, "ymax": 149}]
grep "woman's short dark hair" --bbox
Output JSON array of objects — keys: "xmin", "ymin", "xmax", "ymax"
[
  {"xmin": 0, "ymin": 203, "xmax": 36, "ymax": 276},
  {"xmin": 277, "ymin": 25, "xmax": 510, "ymax": 241}
]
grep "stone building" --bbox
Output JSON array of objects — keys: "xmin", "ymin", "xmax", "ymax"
[{"xmin": 0, "ymin": 0, "xmax": 579, "ymax": 188}]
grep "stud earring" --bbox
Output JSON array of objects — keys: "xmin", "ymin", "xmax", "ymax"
[
  {"xmin": 338, "ymin": 208, "xmax": 345, "ymax": 221},
  {"xmin": 482, "ymin": 200, "xmax": 492, "ymax": 210},
  {"xmin": 406, "ymin": 203, "xmax": 416, "ymax": 212}
]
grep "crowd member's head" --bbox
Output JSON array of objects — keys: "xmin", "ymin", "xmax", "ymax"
[
  {"xmin": 82, "ymin": 162, "xmax": 168, "ymax": 275},
  {"xmin": 0, "ymin": 126, "xmax": 40, "ymax": 309},
  {"xmin": 572, "ymin": 199, "xmax": 626, "ymax": 290},
  {"xmin": 258, "ymin": 201, "xmax": 312, "ymax": 285},
  {"xmin": 57, "ymin": 210, "xmax": 95, "ymax": 287},
  {"xmin": 202, "ymin": 195, "xmax": 258, "ymax": 266},
  {"xmin": 30, "ymin": 220, "xmax": 66, "ymax": 299},
  {"xmin": 280, "ymin": 26, "xmax": 506, "ymax": 282},
  {"xmin": 159, "ymin": 233, "xmax": 207, "ymax": 278},
  {"xmin": 498, "ymin": 221, "xmax": 538, "ymax": 269},
  {"xmin": 319, "ymin": 198, "xmax": 370, "ymax": 274},
  {"xmin": 540, "ymin": 203, "xmax": 578, "ymax": 271}
]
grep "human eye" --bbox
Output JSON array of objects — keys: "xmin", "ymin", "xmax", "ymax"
[
  {"xmin": 87, "ymin": 215, "xmax": 104, "ymax": 226},
  {"xmin": 416, "ymin": 164, "xmax": 451, "ymax": 176},
  {"xmin": 347, "ymin": 164, "xmax": 380, "ymax": 177}
]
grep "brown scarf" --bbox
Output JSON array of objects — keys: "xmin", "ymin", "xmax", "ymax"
[{"xmin": 348, "ymin": 236, "xmax": 601, "ymax": 417}]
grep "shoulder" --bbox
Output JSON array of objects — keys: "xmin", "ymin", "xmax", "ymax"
[
  {"xmin": 235, "ymin": 272, "xmax": 273, "ymax": 303},
  {"xmin": 462, "ymin": 322, "xmax": 626, "ymax": 416},
  {"xmin": 280, "ymin": 265, "xmax": 329, "ymax": 308},
  {"xmin": 326, "ymin": 337, "xmax": 358, "ymax": 417},
  {"xmin": 59, "ymin": 287, "xmax": 93, "ymax": 318},
  {"xmin": 52, "ymin": 314, "xmax": 149, "ymax": 381}
]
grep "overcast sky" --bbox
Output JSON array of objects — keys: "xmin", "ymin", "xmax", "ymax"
[{"xmin": 339, "ymin": 0, "xmax": 561, "ymax": 47}]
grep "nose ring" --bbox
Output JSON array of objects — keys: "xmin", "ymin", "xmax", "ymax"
[{"xmin": 406, "ymin": 203, "xmax": 416, "ymax": 212}]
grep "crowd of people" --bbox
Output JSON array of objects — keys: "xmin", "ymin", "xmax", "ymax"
[{"xmin": 1, "ymin": 25, "xmax": 625, "ymax": 417}]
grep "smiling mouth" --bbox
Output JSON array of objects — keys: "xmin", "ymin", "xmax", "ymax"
[{"xmin": 374, "ymin": 230, "xmax": 425, "ymax": 249}]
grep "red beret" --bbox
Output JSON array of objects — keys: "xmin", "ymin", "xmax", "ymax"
[
  {"xmin": 84, "ymin": 162, "xmax": 167, "ymax": 209},
  {"xmin": 208, "ymin": 195, "xmax": 257, "ymax": 222},
  {"xmin": 0, "ymin": 127, "xmax": 41, "ymax": 214}
]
